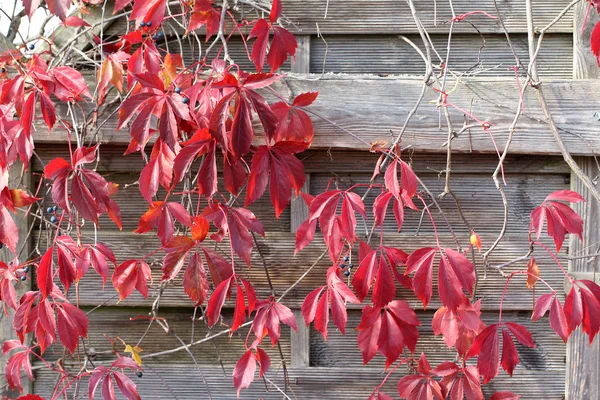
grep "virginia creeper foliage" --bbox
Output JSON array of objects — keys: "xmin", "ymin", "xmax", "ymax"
[{"xmin": 0, "ymin": 0, "xmax": 598, "ymax": 399}]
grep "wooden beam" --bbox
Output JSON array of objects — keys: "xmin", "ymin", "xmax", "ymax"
[
  {"xmin": 290, "ymin": 36, "xmax": 311, "ymax": 74},
  {"xmin": 0, "ymin": 162, "xmax": 32, "ymax": 397},
  {"xmin": 566, "ymin": 157, "xmax": 600, "ymax": 400},
  {"xmin": 104, "ymin": 0, "xmax": 574, "ymax": 36},
  {"xmin": 290, "ymin": 310, "xmax": 310, "ymax": 368},
  {"xmin": 291, "ymin": 174, "xmax": 310, "ymax": 233},
  {"xmin": 37, "ymin": 76, "xmax": 600, "ymax": 156},
  {"xmin": 573, "ymin": 1, "xmax": 600, "ymax": 79},
  {"xmin": 290, "ymin": 174, "xmax": 310, "ymax": 368},
  {"xmin": 566, "ymin": 5, "xmax": 600, "ymax": 398}
]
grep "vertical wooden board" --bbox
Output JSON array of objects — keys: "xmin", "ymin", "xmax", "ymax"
[
  {"xmin": 291, "ymin": 35, "xmax": 311, "ymax": 74},
  {"xmin": 567, "ymin": 3, "xmax": 600, "ymax": 397},
  {"xmin": 0, "ymin": 162, "xmax": 32, "ymax": 397},
  {"xmin": 566, "ymin": 157, "xmax": 600, "ymax": 400},
  {"xmin": 573, "ymin": 1, "xmax": 600, "ymax": 79}
]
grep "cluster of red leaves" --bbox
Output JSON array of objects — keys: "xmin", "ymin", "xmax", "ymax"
[{"xmin": 1, "ymin": 0, "xmax": 599, "ymax": 398}]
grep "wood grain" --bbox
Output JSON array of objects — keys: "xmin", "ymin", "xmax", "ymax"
[
  {"xmin": 566, "ymin": 157, "xmax": 600, "ymax": 400},
  {"xmin": 104, "ymin": 0, "xmax": 574, "ymax": 36},
  {"xmin": 35, "ymin": 76, "xmax": 600, "ymax": 156},
  {"xmin": 311, "ymin": 34, "xmax": 573, "ymax": 78},
  {"xmin": 37, "ymin": 231, "xmax": 566, "ymax": 311},
  {"xmin": 0, "ymin": 162, "xmax": 31, "ymax": 397}
]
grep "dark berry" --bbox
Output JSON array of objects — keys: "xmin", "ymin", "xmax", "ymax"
[
  {"xmin": 140, "ymin": 22, "xmax": 146, "ymax": 27},
  {"xmin": 146, "ymin": 21, "xmax": 152, "ymax": 27},
  {"xmin": 348, "ymin": 263, "xmax": 353, "ymax": 269},
  {"xmin": 156, "ymin": 32, "xmax": 163, "ymax": 39},
  {"xmin": 343, "ymin": 270, "xmax": 351, "ymax": 277},
  {"xmin": 175, "ymin": 87, "xmax": 182, "ymax": 94},
  {"xmin": 28, "ymin": 44, "xmax": 34, "ymax": 50},
  {"xmin": 20, "ymin": 275, "xmax": 27, "ymax": 281},
  {"xmin": 47, "ymin": 207, "xmax": 53, "ymax": 213},
  {"xmin": 52, "ymin": 205, "xmax": 58, "ymax": 212},
  {"xmin": 24, "ymin": 266, "xmax": 29, "ymax": 273},
  {"xmin": 0, "ymin": 67, "xmax": 5, "ymax": 73},
  {"xmin": 50, "ymin": 216, "xmax": 57, "ymax": 224},
  {"xmin": 0, "ymin": 243, "xmax": 3, "ymax": 249},
  {"xmin": 339, "ymin": 263, "xmax": 345, "ymax": 269},
  {"xmin": 136, "ymin": 371, "xmax": 143, "ymax": 378},
  {"xmin": 344, "ymin": 256, "xmax": 349, "ymax": 262},
  {"xmin": 182, "ymin": 97, "xmax": 189, "ymax": 104}
]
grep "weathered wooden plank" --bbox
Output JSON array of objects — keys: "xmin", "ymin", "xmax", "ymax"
[
  {"xmin": 310, "ymin": 171, "xmax": 569, "ymax": 235},
  {"xmin": 311, "ymin": 34, "xmax": 573, "ymax": 78},
  {"xmin": 104, "ymin": 0, "xmax": 574, "ymax": 36},
  {"xmin": 573, "ymin": 1, "xmax": 600, "ymax": 79},
  {"xmin": 566, "ymin": 158, "xmax": 600, "ymax": 400},
  {"xmin": 291, "ymin": 35, "xmax": 311, "ymax": 74},
  {"xmin": 311, "ymin": 310, "xmax": 565, "ymax": 371},
  {"xmin": 290, "ymin": 174, "xmax": 310, "ymax": 233},
  {"xmin": 290, "ymin": 310, "xmax": 310, "ymax": 368},
  {"xmin": 40, "ymin": 307, "xmax": 290, "ymax": 366},
  {"xmin": 31, "ymin": 146, "xmax": 571, "ymax": 175},
  {"xmin": 0, "ymin": 162, "xmax": 32, "ymax": 397},
  {"xmin": 34, "ymin": 76, "xmax": 600, "ymax": 156},
  {"xmin": 34, "ymin": 172, "xmax": 291, "ymax": 232},
  {"xmin": 32, "ymin": 364, "xmax": 566, "ymax": 399},
  {"xmin": 37, "ymin": 231, "xmax": 565, "ymax": 311}
]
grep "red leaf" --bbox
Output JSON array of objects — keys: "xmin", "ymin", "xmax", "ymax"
[
  {"xmin": 186, "ymin": 0, "xmax": 220, "ymax": 39},
  {"xmin": 37, "ymin": 246, "xmax": 54, "ymax": 299},
  {"xmin": 357, "ymin": 301, "xmax": 420, "ymax": 368},
  {"xmin": 592, "ymin": 21, "xmax": 600, "ymax": 66},
  {"xmin": 56, "ymin": 303, "xmax": 88, "ymax": 353},
  {"xmin": 269, "ymin": 0, "xmax": 281, "ymax": 23},
  {"xmin": 232, "ymin": 350, "xmax": 257, "ymax": 396},
  {"xmin": 0, "ymin": 205, "xmax": 19, "ymax": 254},
  {"xmin": 549, "ymin": 296, "xmax": 569, "ymax": 343},
  {"xmin": 206, "ymin": 275, "xmax": 233, "ymax": 327},
  {"xmin": 272, "ymin": 92, "xmax": 317, "ymax": 145},
  {"xmin": 161, "ymin": 235, "xmax": 195, "ymax": 281},
  {"xmin": 432, "ymin": 299, "xmax": 485, "ymax": 356},
  {"xmin": 372, "ymin": 254, "xmax": 396, "ymax": 308},
  {"xmin": 113, "ymin": 371, "xmax": 141, "ymax": 400},
  {"xmin": 405, "ymin": 247, "xmax": 437, "ymax": 308},
  {"xmin": 465, "ymin": 324, "xmax": 499, "ymax": 383},
  {"xmin": 531, "ymin": 293, "xmax": 553, "ymax": 322},
  {"xmin": 201, "ymin": 247, "xmax": 233, "ymax": 286},
  {"xmin": 500, "ymin": 328, "xmax": 519, "ymax": 376},
  {"xmin": 183, "ymin": 251, "xmax": 209, "ymax": 306},
  {"xmin": 294, "ymin": 218, "xmax": 317, "ymax": 254},
  {"xmin": 397, "ymin": 354, "xmax": 444, "ymax": 400},
  {"xmin": 530, "ymin": 191, "xmax": 584, "ymax": 252},
  {"xmin": 564, "ymin": 285, "xmax": 583, "ymax": 333},
  {"xmin": 62, "ymin": 16, "xmax": 91, "ymax": 27},
  {"xmin": 112, "ymin": 260, "xmax": 152, "ymax": 301},
  {"xmin": 267, "ymin": 27, "xmax": 297, "ymax": 72}
]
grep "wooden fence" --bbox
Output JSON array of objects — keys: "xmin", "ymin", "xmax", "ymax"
[{"xmin": 2, "ymin": 0, "xmax": 600, "ymax": 399}]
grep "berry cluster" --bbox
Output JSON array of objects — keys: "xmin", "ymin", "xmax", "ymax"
[
  {"xmin": 339, "ymin": 256, "xmax": 354, "ymax": 277},
  {"xmin": 46, "ymin": 204, "xmax": 59, "ymax": 224}
]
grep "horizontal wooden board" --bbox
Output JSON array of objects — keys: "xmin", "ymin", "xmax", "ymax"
[
  {"xmin": 33, "ymin": 169, "xmax": 569, "ymax": 236},
  {"xmin": 40, "ymin": 307, "xmax": 290, "ymax": 366},
  {"xmin": 311, "ymin": 34, "xmax": 573, "ymax": 78},
  {"xmin": 311, "ymin": 310, "xmax": 565, "ymax": 371},
  {"xmin": 311, "ymin": 171, "xmax": 569, "ymax": 235},
  {"xmin": 33, "ymin": 172, "xmax": 291, "ymax": 232},
  {"xmin": 103, "ymin": 0, "xmax": 574, "ymax": 36},
  {"xmin": 34, "ymin": 76, "xmax": 600, "ymax": 156},
  {"xmin": 31, "ymin": 146, "xmax": 570, "ymax": 175},
  {"xmin": 32, "ymin": 364, "xmax": 566, "ymax": 399},
  {"xmin": 36, "ymin": 232, "xmax": 567, "ymax": 311}
]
